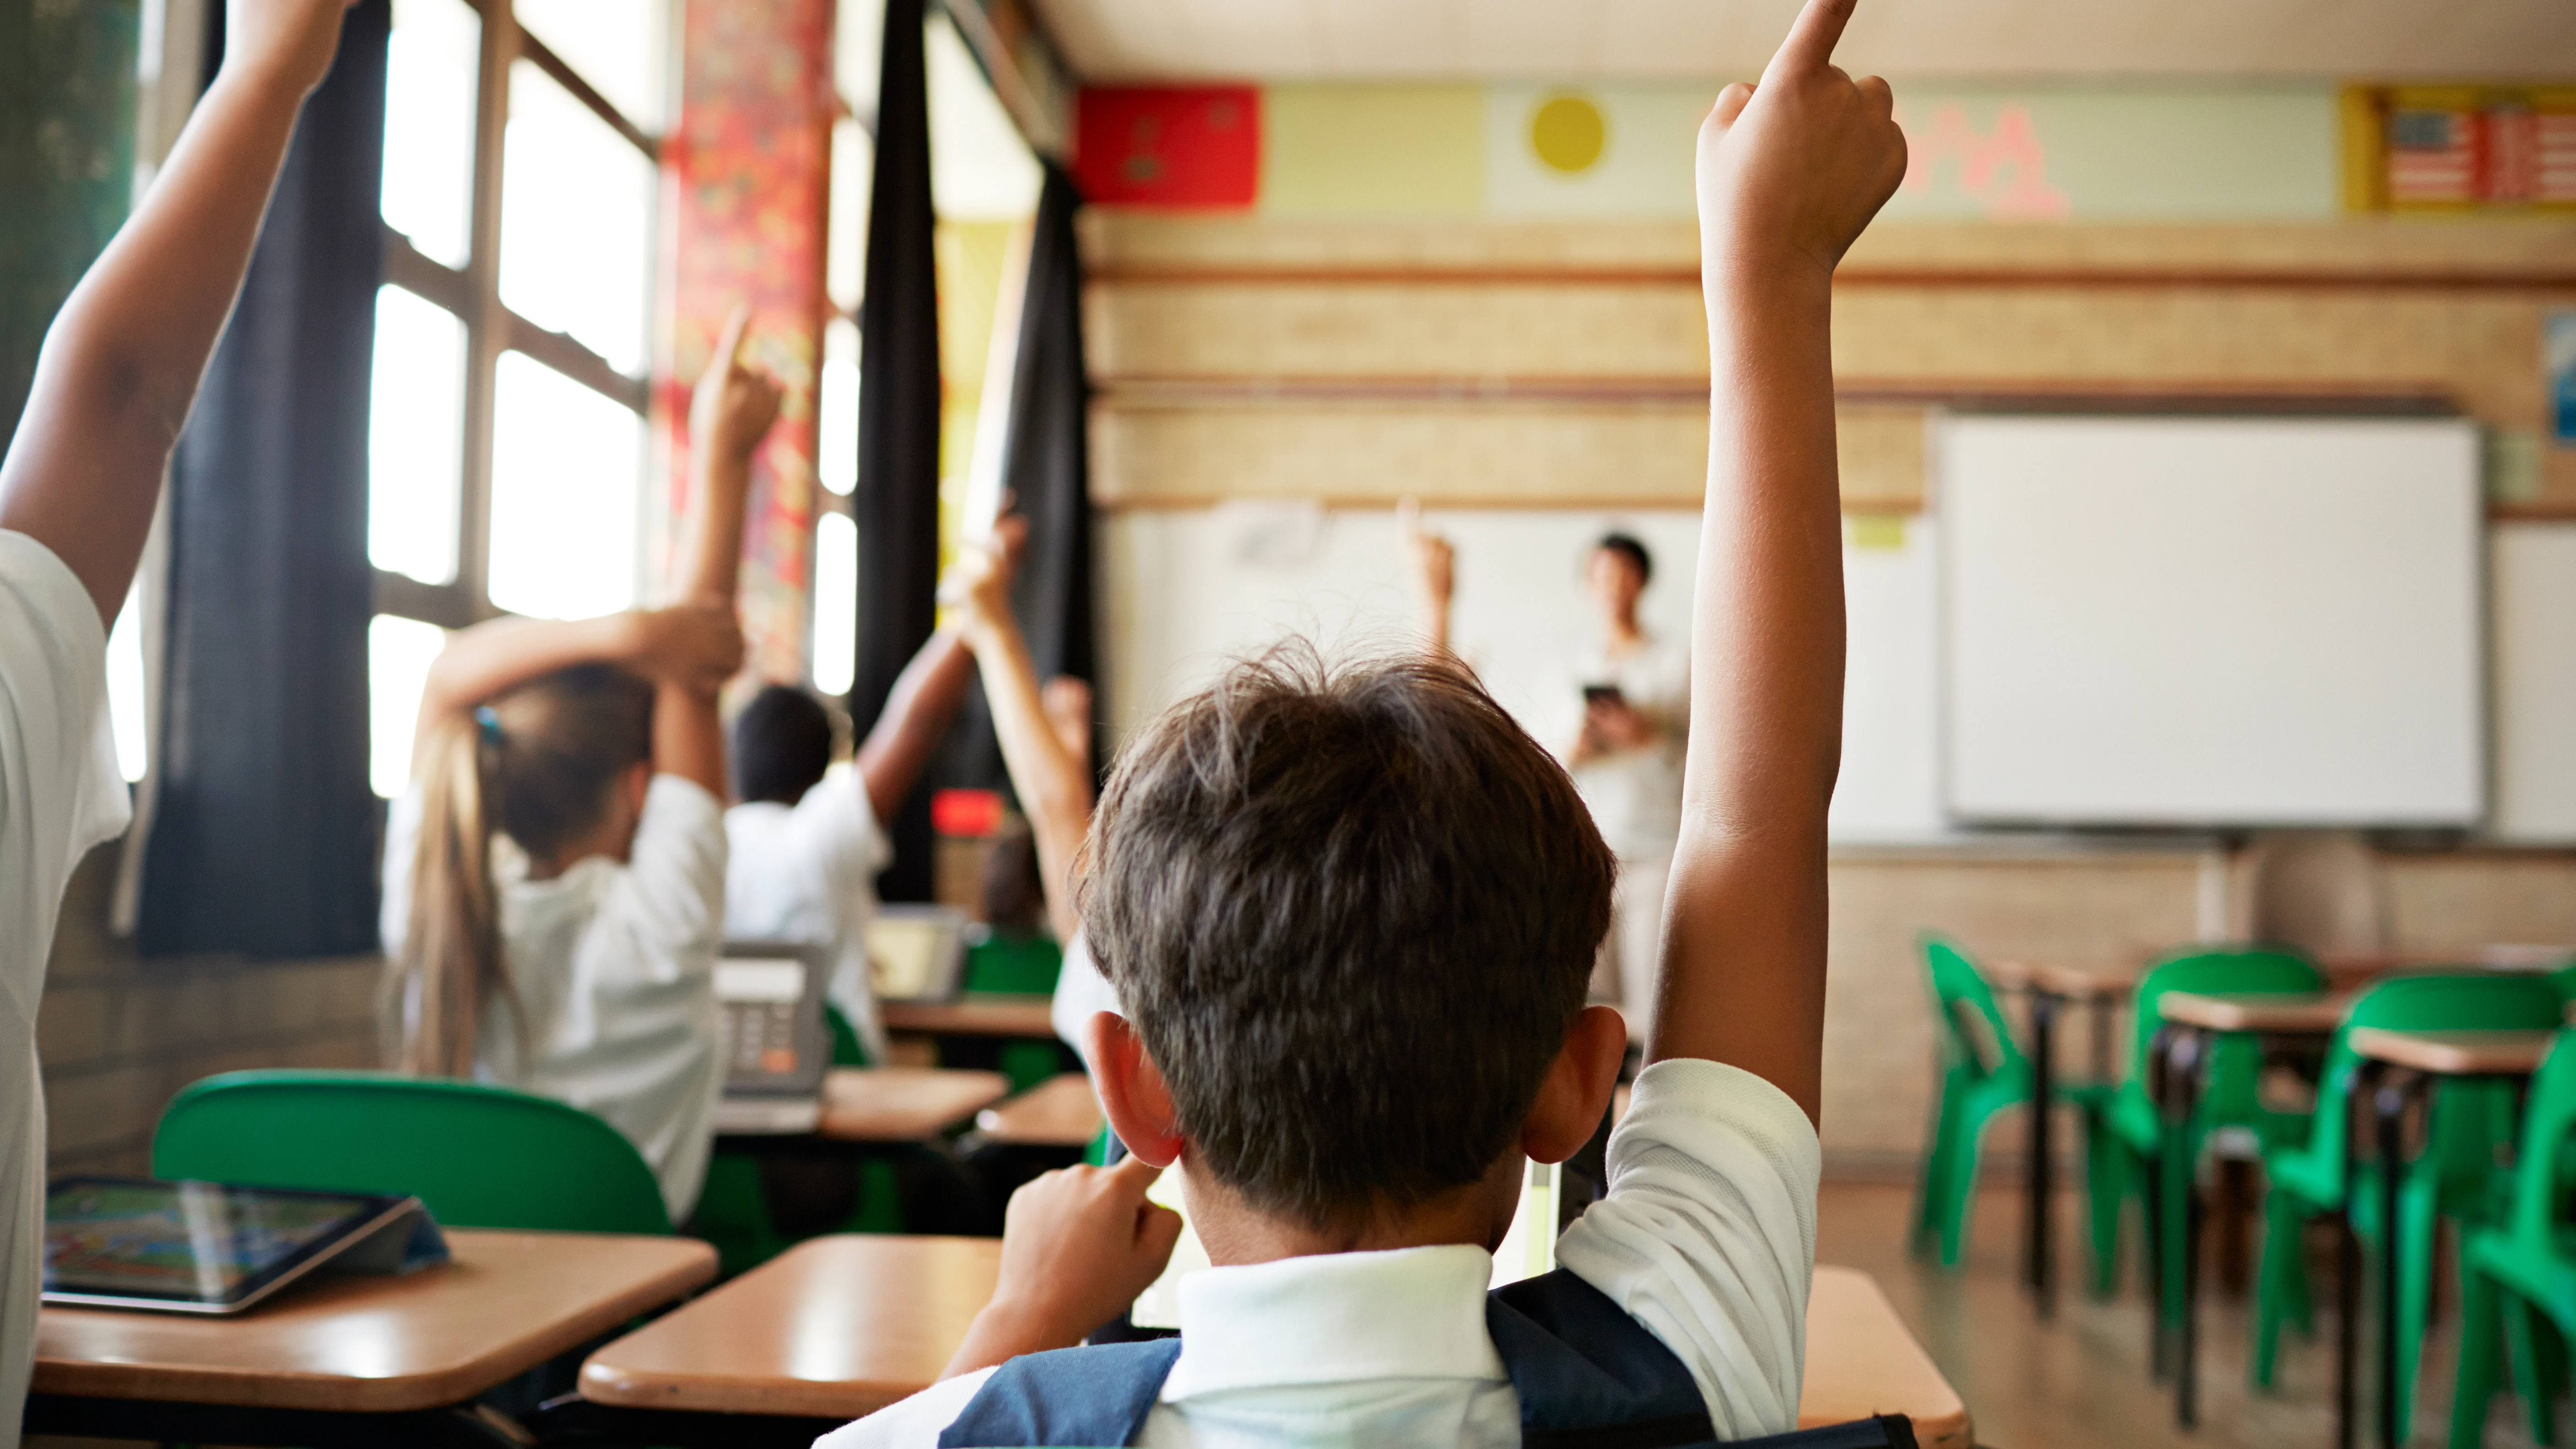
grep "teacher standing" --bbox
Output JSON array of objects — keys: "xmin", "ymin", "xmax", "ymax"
[{"xmin": 1564, "ymin": 534, "xmax": 1688, "ymax": 1043}]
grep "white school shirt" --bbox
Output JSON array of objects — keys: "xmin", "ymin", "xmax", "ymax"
[
  {"xmin": 382, "ymin": 773, "xmax": 728, "ymax": 1222},
  {"xmin": 823, "ymin": 1057, "xmax": 1819, "ymax": 1449},
  {"xmin": 724, "ymin": 767, "xmax": 893, "ymax": 1065},
  {"xmin": 1562, "ymin": 632, "xmax": 1690, "ymax": 862},
  {"xmin": 1046, "ymin": 930, "xmax": 1115, "ymax": 1066},
  {"xmin": 0, "ymin": 535, "xmax": 130, "ymax": 1449}
]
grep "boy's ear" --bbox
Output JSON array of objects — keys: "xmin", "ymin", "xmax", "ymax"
[
  {"xmin": 1088, "ymin": 1013, "xmax": 1186, "ymax": 1168},
  {"xmin": 1521, "ymin": 1004, "xmax": 1627, "ymax": 1165}
]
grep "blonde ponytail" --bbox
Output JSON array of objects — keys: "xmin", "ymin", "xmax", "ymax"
[{"xmin": 394, "ymin": 714, "xmax": 506, "ymax": 1076}]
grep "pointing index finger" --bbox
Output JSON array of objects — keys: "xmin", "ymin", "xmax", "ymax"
[
  {"xmin": 1762, "ymin": 0, "xmax": 1857, "ymax": 84},
  {"xmin": 709, "ymin": 304, "xmax": 753, "ymax": 373}
]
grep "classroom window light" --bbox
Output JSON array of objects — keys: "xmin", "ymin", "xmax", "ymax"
[
  {"xmin": 487, "ymin": 351, "xmax": 642, "ymax": 621},
  {"xmin": 812, "ymin": 511, "xmax": 858, "ymax": 696},
  {"xmin": 818, "ymin": 316, "xmax": 860, "ymax": 496},
  {"xmin": 380, "ymin": 0, "xmax": 478, "ymax": 267},
  {"xmin": 828, "ymin": 116, "xmax": 873, "ymax": 314},
  {"xmin": 369, "ymin": 614, "xmax": 449, "ymax": 799},
  {"xmin": 368, "ymin": 285, "xmax": 467, "ymax": 586},
  {"xmin": 511, "ymin": 0, "xmax": 670, "ymax": 134},
  {"xmin": 499, "ymin": 59, "xmax": 654, "ymax": 375}
]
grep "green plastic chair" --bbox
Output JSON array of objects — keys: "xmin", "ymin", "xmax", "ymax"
[
  {"xmin": 2251, "ymin": 973, "xmax": 2565, "ymax": 1433},
  {"xmin": 964, "ymin": 932, "xmax": 1065, "ymax": 996},
  {"xmin": 2450, "ymin": 1028, "xmax": 2576, "ymax": 1449},
  {"xmin": 1912, "ymin": 935, "xmax": 2033, "ymax": 1266},
  {"xmin": 2066, "ymin": 948, "xmax": 2322, "ymax": 1309},
  {"xmin": 828, "ymin": 1001, "xmax": 871, "ymax": 1068},
  {"xmin": 152, "ymin": 1070, "xmax": 671, "ymax": 1234}
]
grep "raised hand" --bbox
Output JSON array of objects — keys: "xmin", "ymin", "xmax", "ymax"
[
  {"xmin": 1694, "ymin": 0, "xmax": 1905, "ymax": 281},
  {"xmin": 626, "ymin": 600, "xmax": 744, "ymax": 697},
  {"xmin": 1398, "ymin": 496, "xmax": 1456, "ymax": 655},
  {"xmin": 942, "ymin": 513, "xmax": 1031, "ymax": 645},
  {"xmin": 689, "ymin": 306, "xmax": 785, "ymax": 466}
]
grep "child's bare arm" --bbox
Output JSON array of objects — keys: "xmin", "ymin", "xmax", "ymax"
[
  {"xmin": 657, "ymin": 308, "xmax": 778, "ymax": 798},
  {"xmin": 1398, "ymin": 497, "xmax": 1454, "ymax": 658},
  {"xmin": 1650, "ymin": 0, "xmax": 1903, "ymax": 1123},
  {"xmin": 853, "ymin": 631, "xmax": 975, "ymax": 829},
  {"xmin": 0, "ymin": 0, "xmax": 353, "ymax": 622},
  {"xmin": 947, "ymin": 526, "xmax": 1089, "ymax": 942},
  {"xmin": 411, "ymin": 607, "xmax": 741, "ymax": 775}
]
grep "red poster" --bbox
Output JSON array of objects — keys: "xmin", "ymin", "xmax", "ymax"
[{"xmin": 1073, "ymin": 86, "xmax": 1260, "ymax": 207}]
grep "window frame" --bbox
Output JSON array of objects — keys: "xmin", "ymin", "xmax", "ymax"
[{"xmin": 372, "ymin": 0, "xmax": 668, "ymax": 635}]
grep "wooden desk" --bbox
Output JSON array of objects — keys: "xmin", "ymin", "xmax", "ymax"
[
  {"xmin": 2348, "ymin": 1026, "xmax": 2556, "ymax": 1077},
  {"xmin": 2156, "ymin": 990, "xmax": 2345, "ymax": 1034},
  {"xmin": 31, "ymin": 1229, "xmax": 713, "ymax": 1445},
  {"xmin": 1981, "ymin": 959, "xmax": 2137, "ymax": 1317},
  {"xmin": 820, "ymin": 1067, "xmax": 1011, "ymax": 1142},
  {"xmin": 581, "ymin": 1240, "xmax": 1970, "ymax": 1446},
  {"xmin": 1804, "ymin": 1266, "xmax": 1971, "ymax": 1449},
  {"xmin": 883, "ymin": 995, "xmax": 1056, "ymax": 1039},
  {"xmin": 974, "ymin": 1073, "xmax": 1101, "ymax": 1149},
  {"xmin": 1985, "ymin": 959, "xmax": 2134, "ymax": 1001}
]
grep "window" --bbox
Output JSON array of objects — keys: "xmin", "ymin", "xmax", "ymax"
[
  {"xmin": 368, "ymin": 0, "xmax": 669, "ymax": 796},
  {"xmin": 808, "ymin": 0, "xmax": 884, "ymax": 696}
]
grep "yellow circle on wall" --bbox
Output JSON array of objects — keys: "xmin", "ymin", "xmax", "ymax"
[{"xmin": 1530, "ymin": 93, "xmax": 1607, "ymax": 174}]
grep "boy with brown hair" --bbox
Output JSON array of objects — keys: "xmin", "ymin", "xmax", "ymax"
[{"xmin": 827, "ymin": 2, "xmax": 1904, "ymax": 1442}]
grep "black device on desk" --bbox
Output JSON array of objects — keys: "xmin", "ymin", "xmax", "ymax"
[
  {"xmin": 711, "ymin": 940, "xmax": 832, "ymax": 1134},
  {"xmin": 1582, "ymin": 684, "xmax": 1627, "ymax": 709},
  {"xmin": 43, "ymin": 1177, "xmax": 444, "ymax": 1315},
  {"xmin": 866, "ymin": 903, "xmax": 969, "ymax": 1003}
]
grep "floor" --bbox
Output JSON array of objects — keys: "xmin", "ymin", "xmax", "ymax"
[{"xmin": 1819, "ymin": 1179, "xmax": 2546, "ymax": 1449}]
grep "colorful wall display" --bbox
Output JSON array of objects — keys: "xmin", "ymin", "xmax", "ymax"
[
  {"xmin": 659, "ymin": 0, "xmax": 834, "ymax": 685},
  {"xmin": 2346, "ymin": 86, "xmax": 2576, "ymax": 211},
  {"xmin": 1071, "ymin": 87, "xmax": 1260, "ymax": 207}
]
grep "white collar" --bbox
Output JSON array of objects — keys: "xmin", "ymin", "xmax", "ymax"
[{"xmin": 1161, "ymin": 1244, "xmax": 1507, "ymax": 1400}]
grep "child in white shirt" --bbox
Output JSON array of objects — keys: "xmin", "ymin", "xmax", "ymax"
[
  {"xmin": 0, "ymin": 0, "xmax": 356, "ymax": 1434},
  {"xmin": 827, "ymin": 3, "xmax": 1905, "ymax": 1442},
  {"xmin": 379, "ymin": 311, "xmax": 777, "ymax": 1222}
]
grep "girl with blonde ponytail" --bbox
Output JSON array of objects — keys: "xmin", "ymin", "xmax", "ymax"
[{"xmin": 380, "ymin": 309, "xmax": 778, "ymax": 1222}]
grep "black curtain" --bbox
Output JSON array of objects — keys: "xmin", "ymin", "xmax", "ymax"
[
  {"xmin": 999, "ymin": 161, "xmax": 1096, "ymax": 757},
  {"xmin": 138, "ymin": 0, "xmax": 386, "ymax": 957},
  {"xmin": 849, "ymin": 0, "xmax": 942, "ymax": 903}
]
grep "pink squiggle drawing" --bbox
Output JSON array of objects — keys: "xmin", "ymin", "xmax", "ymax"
[{"xmin": 1899, "ymin": 102, "xmax": 2071, "ymax": 220}]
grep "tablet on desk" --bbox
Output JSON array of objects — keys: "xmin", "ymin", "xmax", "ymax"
[{"xmin": 43, "ymin": 1177, "xmax": 433, "ymax": 1316}]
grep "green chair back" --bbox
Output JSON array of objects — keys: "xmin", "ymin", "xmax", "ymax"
[
  {"xmin": 963, "ymin": 932, "xmax": 1064, "ymax": 995},
  {"xmin": 2127, "ymin": 947, "xmax": 2322, "ymax": 1094},
  {"xmin": 152, "ymin": 1070, "xmax": 672, "ymax": 1234},
  {"xmin": 2500, "ymin": 1030, "xmax": 2576, "ymax": 1249},
  {"xmin": 2289, "ymin": 973, "xmax": 2568, "ymax": 1198},
  {"xmin": 1921, "ymin": 934, "xmax": 2028, "ymax": 1083},
  {"xmin": 828, "ymin": 1002, "xmax": 870, "ymax": 1067}
]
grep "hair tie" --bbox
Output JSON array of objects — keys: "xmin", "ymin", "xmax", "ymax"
[{"xmin": 474, "ymin": 705, "xmax": 503, "ymax": 744}]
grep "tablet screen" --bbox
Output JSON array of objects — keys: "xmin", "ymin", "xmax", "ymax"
[{"xmin": 44, "ymin": 1179, "xmax": 388, "ymax": 1304}]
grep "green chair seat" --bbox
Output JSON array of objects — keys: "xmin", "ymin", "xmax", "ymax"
[
  {"xmin": 2451, "ymin": 1031, "xmax": 2576, "ymax": 1448},
  {"xmin": 153, "ymin": 1070, "xmax": 671, "ymax": 1235}
]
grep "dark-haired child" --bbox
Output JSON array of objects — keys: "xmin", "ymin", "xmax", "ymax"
[
  {"xmin": 722, "ymin": 620, "xmax": 978, "ymax": 1062},
  {"xmin": 825, "ymin": 1, "xmax": 1905, "ymax": 1441},
  {"xmin": 0, "ymin": 0, "xmax": 357, "ymax": 1426},
  {"xmin": 379, "ymin": 311, "xmax": 774, "ymax": 1222}
]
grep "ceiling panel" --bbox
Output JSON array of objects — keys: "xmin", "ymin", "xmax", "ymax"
[{"xmin": 1028, "ymin": 0, "xmax": 2576, "ymax": 80}]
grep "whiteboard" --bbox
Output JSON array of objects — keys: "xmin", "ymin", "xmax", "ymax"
[
  {"xmin": 1097, "ymin": 505, "xmax": 1943, "ymax": 843},
  {"xmin": 1938, "ymin": 415, "xmax": 2484, "ymax": 827},
  {"xmin": 2493, "ymin": 523, "xmax": 2576, "ymax": 842}
]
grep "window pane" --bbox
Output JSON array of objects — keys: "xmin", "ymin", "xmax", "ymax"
[
  {"xmin": 369, "ymin": 286, "xmax": 467, "ymax": 585},
  {"xmin": 812, "ymin": 511, "xmax": 858, "ymax": 695},
  {"xmin": 926, "ymin": 13, "xmax": 1040, "ymax": 222},
  {"xmin": 818, "ymin": 316, "xmax": 859, "ymax": 496},
  {"xmin": 382, "ymin": 0, "xmax": 479, "ymax": 266},
  {"xmin": 513, "ymin": 0, "xmax": 670, "ymax": 133},
  {"xmin": 501, "ymin": 59, "xmax": 654, "ymax": 374},
  {"xmin": 488, "ymin": 352, "xmax": 641, "ymax": 620},
  {"xmin": 835, "ymin": 0, "xmax": 885, "ymax": 117},
  {"xmin": 828, "ymin": 116, "xmax": 872, "ymax": 313},
  {"xmin": 370, "ymin": 614, "xmax": 449, "ymax": 798},
  {"xmin": 108, "ymin": 585, "xmax": 146, "ymax": 783}
]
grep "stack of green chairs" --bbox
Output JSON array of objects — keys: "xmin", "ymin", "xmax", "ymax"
[
  {"xmin": 2066, "ymin": 948, "xmax": 2322, "ymax": 1326},
  {"xmin": 1913, "ymin": 935, "xmax": 2033, "ymax": 1266},
  {"xmin": 152, "ymin": 1070, "xmax": 671, "ymax": 1233},
  {"xmin": 2251, "ymin": 972, "xmax": 2565, "ymax": 1432},
  {"xmin": 2450, "ymin": 1028, "xmax": 2576, "ymax": 1449}
]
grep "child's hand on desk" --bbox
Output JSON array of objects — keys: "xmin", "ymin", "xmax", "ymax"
[
  {"xmin": 1694, "ymin": 0, "xmax": 1905, "ymax": 285},
  {"xmin": 623, "ymin": 601, "xmax": 743, "ymax": 697},
  {"xmin": 221, "ymin": 0, "xmax": 359, "ymax": 98},
  {"xmin": 942, "ymin": 1157, "xmax": 1182, "ymax": 1379}
]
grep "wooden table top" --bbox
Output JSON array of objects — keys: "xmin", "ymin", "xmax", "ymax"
[
  {"xmin": 882, "ymin": 995, "xmax": 1057, "ymax": 1039},
  {"xmin": 2157, "ymin": 990, "xmax": 2346, "ymax": 1034},
  {"xmin": 1985, "ymin": 960, "xmax": 2136, "ymax": 1000},
  {"xmin": 821, "ymin": 1067, "xmax": 1012, "ymax": 1142},
  {"xmin": 2348, "ymin": 1026, "xmax": 2558, "ymax": 1076},
  {"xmin": 581, "ymin": 1234, "xmax": 1002, "ymax": 1419},
  {"xmin": 35, "ymin": 1229, "xmax": 713, "ymax": 1414},
  {"xmin": 1804, "ymin": 1265, "xmax": 1972, "ymax": 1449},
  {"xmin": 581, "ymin": 1238, "xmax": 1970, "ymax": 1444},
  {"xmin": 974, "ymin": 1073, "xmax": 1102, "ymax": 1149}
]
